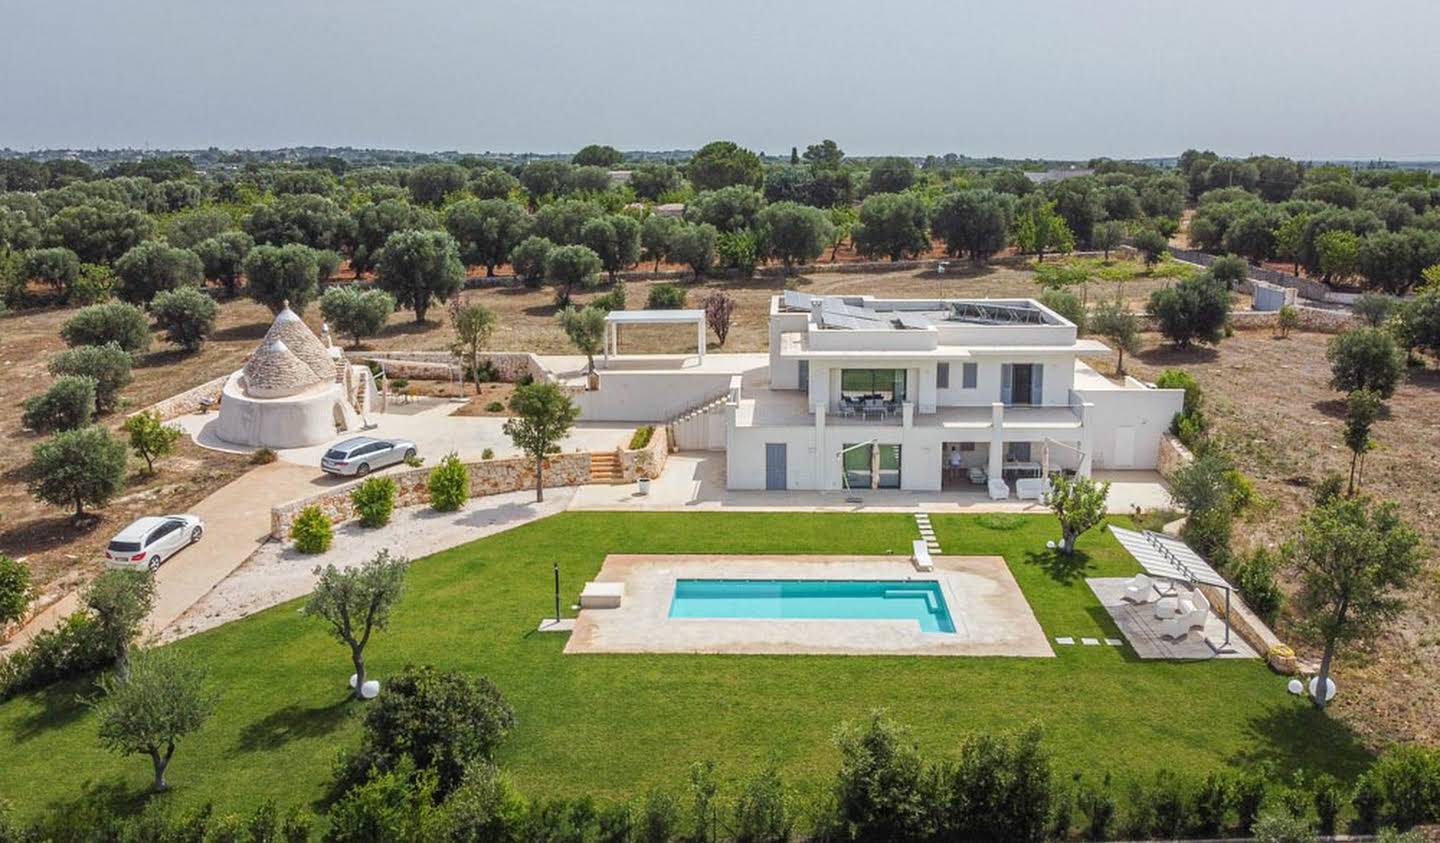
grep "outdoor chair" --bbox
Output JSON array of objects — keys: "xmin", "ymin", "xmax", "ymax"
[
  {"xmin": 1158, "ymin": 600, "xmax": 1210, "ymax": 640},
  {"xmin": 1122, "ymin": 574, "xmax": 1155, "ymax": 604},
  {"xmin": 987, "ymin": 478, "xmax": 1010, "ymax": 500},
  {"xmin": 967, "ymin": 467, "xmax": 987, "ymax": 485}
]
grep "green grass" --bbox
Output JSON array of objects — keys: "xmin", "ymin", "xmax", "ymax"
[{"xmin": 0, "ymin": 512, "xmax": 1371, "ymax": 821}]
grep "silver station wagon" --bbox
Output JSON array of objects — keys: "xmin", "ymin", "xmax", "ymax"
[{"xmin": 320, "ymin": 436, "xmax": 418, "ymax": 477}]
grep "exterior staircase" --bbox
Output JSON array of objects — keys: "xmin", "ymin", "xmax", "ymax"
[
  {"xmin": 589, "ymin": 451, "xmax": 625, "ymax": 484},
  {"xmin": 666, "ymin": 392, "xmax": 731, "ymax": 452}
]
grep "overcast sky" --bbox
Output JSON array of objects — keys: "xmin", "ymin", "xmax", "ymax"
[{"xmin": 3, "ymin": 0, "xmax": 1438, "ymax": 160}]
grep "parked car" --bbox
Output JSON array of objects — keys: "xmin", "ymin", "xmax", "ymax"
[
  {"xmin": 320, "ymin": 436, "xmax": 418, "ymax": 477},
  {"xmin": 105, "ymin": 515, "xmax": 204, "ymax": 571}
]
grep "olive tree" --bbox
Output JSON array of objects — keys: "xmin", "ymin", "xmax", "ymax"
[
  {"xmin": 668, "ymin": 222, "xmax": 718, "ymax": 278},
  {"xmin": 243, "ymin": 243, "xmax": 322, "ymax": 314},
  {"xmin": 852, "ymin": 193, "xmax": 931, "ymax": 261},
  {"xmin": 244, "ymin": 193, "xmax": 348, "ymax": 251},
  {"xmin": 545, "ymin": 243, "xmax": 603, "ymax": 309},
  {"xmin": 1296, "ymin": 496, "xmax": 1421, "ymax": 709},
  {"xmin": 443, "ymin": 198, "xmax": 530, "ymax": 277},
  {"xmin": 375, "ymin": 229, "xmax": 465, "ymax": 322},
  {"xmin": 22, "ymin": 376, "xmax": 96, "ymax": 433},
  {"xmin": 304, "ymin": 549, "xmax": 409, "ymax": 699},
  {"xmin": 1044, "ymin": 475, "xmax": 1111, "ymax": 554},
  {"xmin": 1090, "ymin": 299, "xmax": 1140, "ymax": 374},
  {"xmin": 149, "ymin": 286, "xmax": 217, "ymax": 351},
  {"xmin": 83, "ymin": 568, "xmax": 156, "ymax": 680},
  {"xmin": 193, "ymin": 230, "xmax": 254, "ymax": 297},
  {"xmin": 509, "ymin": 235, "xmax": 554, "ymax": 287},
  {"xmin": 50, "ymin": 343, "xmax": 133, "ymax": 412},
  {"xmin": 1147, "ymin": 274, "xmax": 1230, "ymax": 348},
  {"xmin": 43, "ymin": 199, "xmax": 154, "ymax": 264},
  {"xmin": 758, "ymin": 201, "xmax": 833, "ymax": 274},
  {"xmin": 21, "ymin": 246, "xmax": 81, "ymax": 300},
  {"xmin": 1342, "ymin": 388, "xmax": 1380, "ymax": 495},
  {"xmin": 450, "ymin": 301, "xmax": 498, "ymax": 391},
  {"xmin": 114, "ymin": 240, "xmax": 203, "ymax": 305},
  {"xmin": 641, "ymin": 214, "xmax": 680, "ymax": 271},
  {"xmin": 579, "ymin": 214, "xmax": 642, "ymax": 282},
  {"xmin": 1090, "ymin": 220, "xmax": 1126, "ymax": 260},
  {"xmin": 320, "ymin": 286, "xmax": 396, "ymax": 348},
  {"xmin": 503, "ymin": 382, "xmax": 580, "ymax": 503},
  {"xmin": 930, "ymin": 189, "xmax": 1014, "ymax": 263},
  {"xmin": 558, "ymin": 305, "xmax": 606, "ymax": 379},
  {"xmin": 1325, "ymin": 327, "xmax": 1405, "ymax": 398},
  {"xmin": 92, "ymin": 647, "xmax": 214, "ymax": 792},
  {"xmin": 349, "ymin": 198, "xmax": 435, "ymax": 276},
  {"xmin": 406, "ymin": 162, "xmax": 468, "ymax": 207},
  {"xmin": 28, "ymin": 425, "xmax": 129, "ymax": 519}
]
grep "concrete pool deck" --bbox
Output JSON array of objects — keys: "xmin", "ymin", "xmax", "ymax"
[{"xmin": 566, "ymin": 555, "xmax": 1053, "ymax": 657}]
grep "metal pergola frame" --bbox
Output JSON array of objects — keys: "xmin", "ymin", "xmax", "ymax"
[{"xmin": 1109, "ymin": 525, "xmax": 1236, "ymax": 654}]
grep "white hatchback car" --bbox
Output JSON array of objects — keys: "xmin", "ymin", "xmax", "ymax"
[{"xmin": 104, "ymin": 515, "xmax": 204, "ymax": 572}]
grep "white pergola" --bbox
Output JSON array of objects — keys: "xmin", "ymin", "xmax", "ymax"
[
  {"xmin": 1108, "ymin": 524, "xmax": 1237, "ymax": 653},
  {"xmin": 602, "ymin": 309, "xmax": 707, "ymax": 364}
]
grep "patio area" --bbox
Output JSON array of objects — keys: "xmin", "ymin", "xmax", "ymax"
[{"xmin": 1086, "ymin": 577, "xmax": 1257, "ymax": 660}]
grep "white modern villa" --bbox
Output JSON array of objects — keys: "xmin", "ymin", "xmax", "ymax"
[{"xmin": 566, "ymin": 292, "xmax": 1185, "ymax": 496}]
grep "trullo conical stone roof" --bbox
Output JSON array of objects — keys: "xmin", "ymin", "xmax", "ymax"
[
  {"xmin": 263, "ymin": 304, "xmax": 335, "ymax": 383},
  {"xmin": 242, "ymin": 339, "xmax": 324, "ymax": 398}
]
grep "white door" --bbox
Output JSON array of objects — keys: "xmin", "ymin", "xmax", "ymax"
[{"xmin": 1113, "ymin": 427, "xmax": 1136, "ymax": 469}]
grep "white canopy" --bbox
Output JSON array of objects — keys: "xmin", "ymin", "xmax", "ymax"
[
  {"xmin": 1108, "ymin": 525, "xmax": 1236, "ymax": 652},
  {"xmin": 603, "ymin": 309, "xmax": 707, "ymax": 362}
]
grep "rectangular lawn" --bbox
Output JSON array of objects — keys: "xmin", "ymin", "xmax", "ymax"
[{"xmin": 0, "ymin": 511, "xmax": 1371, "ymax": 820}]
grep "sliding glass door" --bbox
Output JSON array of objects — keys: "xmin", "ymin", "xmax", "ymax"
[
  {"xmin": 842, "ymin": 443, "xmax": 902, "ymax": 489},
  {"xmin": 839, "ymin": 369, "xmax": 906, "ymax": 403}
]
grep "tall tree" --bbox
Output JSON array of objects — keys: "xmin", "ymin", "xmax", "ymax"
[
  {"xmin": 572, "ymin": 144, "xmax": 624, "ymax": 168},
  {"xmin": 349, "ymin": 199, "xmax": 436, "ymax": 276},
  {"xmin": 757, "ymin": 201, "xmax": 833, "ymax": 274},
  {"xmin": 545, "ymin": 244, "xmax": 603, "ymax": 309},
  {"xmin": 83, "ymin": 569, "xmax": 156, "ymax": 680},
  {"xmin": 503, "ymin": 382, "xmax": 580, "ymax": 503},
  {"xmin": 242, "ymin": 243, "xmax": 322, "ymax": 314},
  {"xmin": 1342, "ymin": 389, "xmax": 1380, "ymax": 495},
  {"xmin": 687, "ymin": 141, "xmax": 764, "ymax": 191},
  {"xmin": 193, "ymin": 230, "xmax": 254, "ymax": 297},
  {"xmin": 1013, "ymin": 199, "xmax": 1075, "ymax": 262},
  {"xmin": 1090, "ymin": 220, "xmax": 1125, "ymax": 260},
  {"xmin": 305, "ymin": 550, "xmax": 409, "ymax": 699},
  {"xmin": 43, "ymin": 200, "xmax": 154, "ymax": 265},
  {"xmin": 930, "ymin": 189, "xmax": 1014, "ymax": 263},
  {"xmin": 1295, "ymin": 496, "xmax": 1421, "ymax": 709},
  {"xmin": 244, "ymin": 193, "xmax": 348, "ymax": 251},
  {"xmin": 579, "ymin": 214, "xmax": 642, "ymax": 283},
  {"xmin": 443, "ymin": 198, "xmax": 531, "ymax": 277},
  {"xmin": 114, "ymin": 240, "xmax": 203, "ymax": 305},
  {"xmin": 375, "ymin": 229, "xmax": 466, "ymax": 322},
  {"xmin": 92, "ymin": 648, "xmax": 214, "ymax": 792},
  {"xmin": 406, "ymin": 163, "xmax": 468, "ymax": 207},
  {"xmin": 863, "ymin": 157, "xmax": 917, "ymax": 195},
  {"xmin": 851, "ymin": 193, "xmax": 931, "ymax": 261}
]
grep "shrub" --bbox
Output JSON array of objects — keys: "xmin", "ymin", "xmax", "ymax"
[
  {"xmin": 484, "ymin": 401, "xmax": 504, "ymax": 413},
  {"xmin": 289, "ymin": 505, "xmax": 333, "ymax": 554},
  {"xmin": 1039, "ymin": 288, "xmax": 1086, "ymax": 333},
  {"xmin": 1252, "ymin": 809, "xmax": 1317, "ymax": 843},
  {"xmin": 336, "ymin": 665, "xmax": 517, "ymax": 798},
  {"xmin": 1077, "ymin": 776, "xmax": 1117, "ymax": 841},
  {"xmin": 350, "ymin": 476, "xmax": 397, "ymax": 528},
  {"xmin": 1147, "ymin": 770, "xmax": 1189, "ymax": 839},
  {"xmin": 717, "ymin": 229, "xmax": 761, "ymax": 276},
  {"xmin": 629, "ymin": 426, "xmax": 655, "ymax": 450},
  {"xmin": 1369, "ymin": 744, "xmax": 1440, "ymax": 829},
  {"xmin": 834, "ymin": 711, "xmax": 932, "ymax": 842},
  {"xmin": 21, "ymin": 247, "xmax": 81, "ymax": 299},
  {"xmin": 1192, "ymin": 771, "xmax": 1232, "ymax": 835},
  {"xmin": 1353, "ymin": 772, "xmax": 1385, "ymax": 830},
  {"xmin": 60, "ymin": 302, "xmax": 151, "ymax": 353},
  {"xmin": 1147, "ymin": 273, "xmax": 1230, "ymax": 348},
  {"xmin": 150, "ymin": 286, "xmax": 218, "ymax": 351},
  {"xmin": 49, "ymin": 343, "xmax": 133, "ymax": 414},
  {"xmin": 732, "ymin": 764, "xmax": 792, "ymax": 843},
  {"xmin": 250, "ymin": 447, "xmax": 277, "ymax": 465},
  {"xmin": 1326, "ymin": 327, "xmax": 1406, "ymax": 398},
  {"xmin": 1353, "ymin": 291, "xmax": 1400, "ymax": 327},
  {"xmin": 481, "ymin": 448, "xmax": 494, "ymax": 460},
  {"xmin": 0, "ymin": 553, "xmax": 32, "ymax": 629},
  {"xmin": 1311, "ymin": 774, "xmax": 1344, "ymax": 836},
  {"xmin": 638, "ymin": 788, "xmax": 680, "ymax": 843},
  {"xmin": 590, "ymin": 281, "xmax": 627, "ymax": 312},
  {"xmin": 69, "ymin": 264, "xmax": 114, "ymax": 305},
  {"xmin": 1234, "ymin": 772, "xmax": 1268, "ymax": 832},
  {"xmin": 22, "ymin": 375, "xmax": 97, "ymax": 433},
  {"xmin": 1276, "ymin": 304, "xmax": 1299, "ymax": 338},
  {"xmin": 703, "ymin": 289, "xmax": 736, "ymax": 346},
  {"xmin": 0, "ymin": 611, "xmax": 110, "ymax": 700},
  {"xmin": 646, "ymin": 282, "xmax": 687, "ymax": 309},
  {"xmin": 1234, "ymin": 548, "xmax": 1284, "ymax": 622},
  {"xmin": 428, "ymin": 452, "xmax": 469, "ymax": 511}
]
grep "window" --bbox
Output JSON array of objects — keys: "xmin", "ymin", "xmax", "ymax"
[
  {"xmin": 839, "ymin": 369, "xmax": 906, "ymax": 403},
  {"xmin": 962, "ymin": 363, "xmax": 977, "ymax": 389},
  {"xmin": 936, "ymin": 363, "xmax": 949, "ymax": 389},
  {"xmin": 842, "ymin": 443, "xmax": 902, "ymax": 489},
  {"xmin": 959, "ymin": 441, "xmax": 975, "ymax": 452}
]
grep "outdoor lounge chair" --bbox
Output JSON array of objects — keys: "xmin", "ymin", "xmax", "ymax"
[
  {"xmin": 1122, "ymin": 574, "xmax": 1155, "ymax": 603},
  {"xmin": 911, "ymin": 539, "xmax": 934, "ymax": 572},
  {"xmin": 967, "ymin": 467, "xmax": 986, "ymax": 485},
  {"xmin": 1016, "ymin": 477, "xmax": 1050, "ymax": 500},
  {"xmin": 1158, "ymin": 600, "xmax": 1210, "ymax": 639},
  {"xmin": 987, "ymin": 478, "xmax": 1010, "ymax": 500}
]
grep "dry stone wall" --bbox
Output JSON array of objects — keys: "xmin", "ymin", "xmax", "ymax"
[
  {"xmin": 351, "ymin": 351, "xmax": 551, "ymax": 383},
  {"xmin": 1156, "ymin": 433, "xmax": 1193, "ymax": 477},
  {"xmin": 130, "ymin": 374, "xmax": 229, "ymax": 421},
  {"xmin": 617, "ymin": 426, "xmax": 669, "ymax": 481},
  {"xmin": 270, "ymin": 451, "xmax": 592, "ymax": 539}
]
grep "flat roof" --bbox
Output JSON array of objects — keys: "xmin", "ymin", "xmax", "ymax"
[
  {"xmin": 778, "ymin": 292, "xmax": 1070, "ymax": 329},
  {"xmin": 777, "ymin": 333, "xmax": 1108, "ymax": 359},
  {"xmin": 604, "ymin": 309, "xmax": 705, "ymax": 324}
]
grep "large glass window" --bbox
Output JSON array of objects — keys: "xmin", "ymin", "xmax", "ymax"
[
  {"xmin": 840, "ymin": 369, "xmax": 906, "ymax": 403},
  {"xmin": 841, "ymin": 443, "xmax": 902, "ymax": 489}
]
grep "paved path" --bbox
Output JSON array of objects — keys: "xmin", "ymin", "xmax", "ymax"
[{"xmin": 3, "ymin": 462, "xmax": 321, "ymax": 652}]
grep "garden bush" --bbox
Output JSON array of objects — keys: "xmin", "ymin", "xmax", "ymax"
[
  {"xmin": 334, "ymin": 665, "xmax": 516, "ymax": 798},
  {"xmin": 732, "ymin": 764, "xmax": 792, "ymax": 843},
  {"xmin": 1191, "ymin": 771, "xmax": 1232, "ymax": 835},
  {"xmin": 1369, "ymin": 744, "xmax": 1440, "ymax": 829},
  {"xmin": 250, "ymin": 447, "xmax": 277, "ymax": 465},
  {"xmin": 1311, "ymin": 773, "xmax": 1344, "ymax": 836},
  {"xmin": 22, "ymin": 375, "xmax": 97, "ymax": 432},
  {"xmin": 48, "ymin": 342, "xmax": 132, "ymax": 413},
  {"xmin": 1252, "ymin": 809, "xmax": 1316, "ymax": 843},
  {"xmin": 0, "ymin": 611, "xmax": 110, "ymax": 700},
  {"xmin": 350, "ymin": 475, "xmax": 397, "ymax": 528},
  {"xmin": 485, "ymin": 401, "xmax": 504, "ymax": 412},
  {"xmin": 428, "ymin": 452, "xmax": 469, "ymax": 511},
  {"xmin": 149, "ymin": 285, "xmax": 218, "ymax": 351},
  {"xmin": 1077, "ymin": 776, "xmax": 1116, "ymax": 841},
  {"xmin": 646, "ymin": 282, "xmax": 687, "ymax": 309},
  {"xmin": 629, "ymin": 425, "xmax": 655, "ymax": 450},
  {"xmin": 59, "ymin": 302, "xmax": 151, "ymax": 353},
  {"xmin": 590, "ymin": 281, "xmax": 627, "ymax": 312},
  {"xmin": 481, "ymin": 448, "xmax": 494, "ymax": 460},
  {"xmin": 1353, "ymin": 770, "xmax": 1385, "ymax": 830},
  {"xmin": 289, "ymin": 505, "xmax": 333, "ymax": 554},
  {"xmin": 0, "ymin": 553, "xmax": 33, "ymax": 629},
  {"xmin": 1234, "ymin": 771, "xmax": 1268, "ymax": 832},
  {"xmin": 1233, "ymin": 548, "xmax": 1284, "ymax": 622}
]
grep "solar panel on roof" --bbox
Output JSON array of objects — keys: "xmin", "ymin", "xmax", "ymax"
[
  {"xmin": 896, "ymin": 313, "xmax": 932, "ymax": 330},
  {"xmin": 818, "ymin": 313, "xmax": 874, "ymax": 330},
  {"xmin": 821, "ymin": 299, "xmax": 883, "ymax": 322}
]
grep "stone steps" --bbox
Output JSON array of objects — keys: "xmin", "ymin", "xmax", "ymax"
[
  {"xmin": 913, "ymin": 513, "xmax": 941, "ymax": 554},
  {"xmin": 589, "ymin": 453, "xmax": 625, "ymax": 484}
]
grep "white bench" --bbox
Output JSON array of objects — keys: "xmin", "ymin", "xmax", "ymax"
[
  {"xmin": 1016, "ymin": 477, "xmax": 1050, "ymax": 501},
  {"xmin": 911, "ymin": 539, "xmax": 934, "ymax": 572},
  {"xmin": 579, "ymin": 581, "xmax": 625, "ymax": 609}
]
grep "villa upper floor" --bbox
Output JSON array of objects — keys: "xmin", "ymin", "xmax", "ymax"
[{"xmin": 767, "ymin": 292, "xmax": 1113, "ymax": 414}]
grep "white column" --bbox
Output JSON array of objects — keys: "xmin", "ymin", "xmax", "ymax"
[
  {"xmin": 697, "ymin": 318, "xmax": 706, "ymax": 362},
  {"xmin": 814, "ymin": 404, "xmax": 827, "ymax": 489},
  {"xmin": 988, "ymin": 402, "xmax": 1005, "ymax": 480},
  {"xmin": 603, "ymin": 322, "xmax": 613, "ymax": 366}
]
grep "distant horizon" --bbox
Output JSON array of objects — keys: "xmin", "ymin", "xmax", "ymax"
[{"xmin": 5, "ymin": 0, "xmax": 1439, "ymax": 162}]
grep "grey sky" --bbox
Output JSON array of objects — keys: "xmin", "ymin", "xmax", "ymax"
[{"xmin": 3, "ymin": 0, "xmax": 1438, "ymax": 160}]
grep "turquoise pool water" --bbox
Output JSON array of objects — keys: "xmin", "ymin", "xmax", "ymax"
[{"xmin": 668, "ymin": 579, "xmax": 956, "ymax": 633}]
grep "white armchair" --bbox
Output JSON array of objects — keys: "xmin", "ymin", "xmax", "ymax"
[
  {"xmin": 987, "ymin": 478, "xmax": 1010, "ymax": 500},
  {"xmin": 1158, "ymin": 600, "xmax": 1211, "ymax": 640},
  {"xmin": 1122, "ymin": 574, "xmax": 1155, "ymax": 604}
]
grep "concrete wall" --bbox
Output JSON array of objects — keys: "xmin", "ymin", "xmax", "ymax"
[
  {"xmin": 575, "ymin": 371, "xmax": 735, "ymax": 421},
  {"xmin": 270, "ymin": 451, "xmax": 593, "ymax": 538},
  {"xmin": 1072, "ymin": 381, "xmax": 1184, "ymax": 470}
]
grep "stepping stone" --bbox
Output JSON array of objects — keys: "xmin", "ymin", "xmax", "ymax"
[
  {"xmin": 1081, "ymin": 637, "xmax": 1100, "ymax": 646},
  {"xmin": 1055, "ymin": 636, "xmax": 1075, "ymax": 645},
  {"xmin": 1104, "ymin": 638, "xmax": 1123, "ymax": 647}
]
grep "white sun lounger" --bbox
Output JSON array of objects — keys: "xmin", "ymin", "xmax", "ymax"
[{"xmin": 911, "ymin": 539, "xmax": 934, "ymax": 572}]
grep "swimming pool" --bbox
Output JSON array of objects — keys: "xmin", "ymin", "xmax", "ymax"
[{"xmin": 668, "ymin": 578, "xmax": 956, "ymax": 634}]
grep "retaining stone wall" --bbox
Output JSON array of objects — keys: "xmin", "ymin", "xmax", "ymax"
[
  {"xmin": 350, "ymin": 351, "xmax": 551, "ymax": 383},
  {"xmin": 1156, "ymin": 433, "xmax": 1193, "ymax": 478},
  {"xmin": 270, "ymin": 451, "xmax": 591, "ymax": 539},
  {"xmin": 616, "ymin": 426, "xmax": 669, "ymax": 481},
  {"xmin": 130, "ymin": 374, "xmax": 229, "ymax": 421}
]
